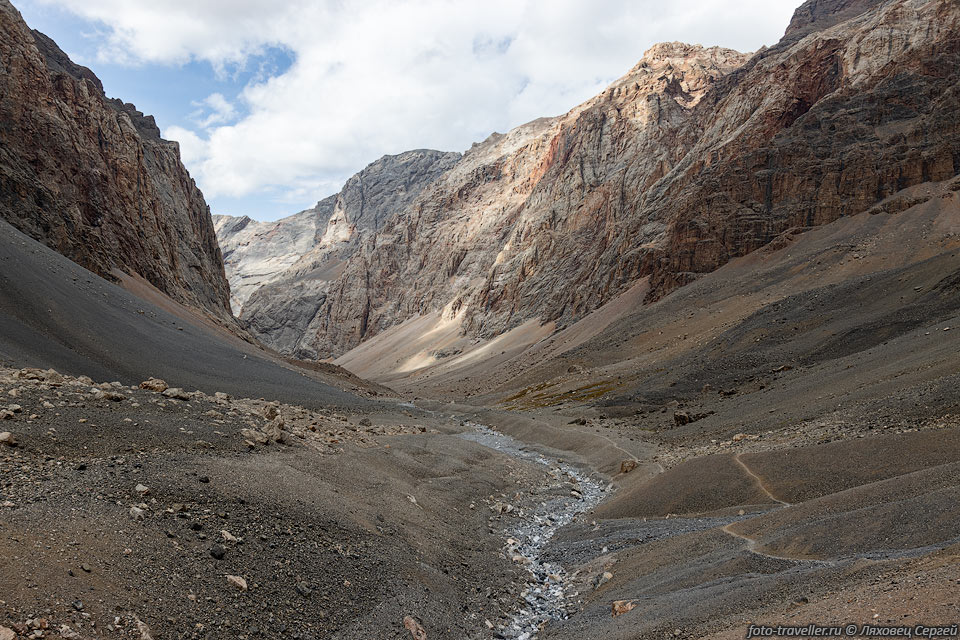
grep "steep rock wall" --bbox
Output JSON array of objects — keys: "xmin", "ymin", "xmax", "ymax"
[{"xmin": 0, "ymin": 0, "xmax": 231, "ymax": 321}]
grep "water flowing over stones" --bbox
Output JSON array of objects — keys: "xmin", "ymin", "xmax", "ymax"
[{"xmin": 458, "ymin": 423, "xmax": 609, "ymax": 639}]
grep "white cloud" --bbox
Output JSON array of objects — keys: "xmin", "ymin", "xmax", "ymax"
[
  {"xmin": 191, "ymin": 93, "xmax": 238, "ymax": 129},
  {"xmin": 163, "ymin": 125, "xmax": 207, "ymax": 166},
  {"xmin": 37, "ymin": 0, "xmax": 799, "ymax": 206}
]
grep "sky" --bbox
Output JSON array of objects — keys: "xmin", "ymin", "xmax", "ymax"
[{"xmin": 15, "ymin": 0, "xmax": 799, "ymax": 221}]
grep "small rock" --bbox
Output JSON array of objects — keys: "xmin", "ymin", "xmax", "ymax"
[
  {"xmin": 162, "ymin": 387, "xmax": 191, "ymax": 400},
  {"xmin": 263, "ymin": 416, "xmax": 287, "ymax": 443},
  {"xmin": 91, "ymin": 389, "xmax": 124, "ymax": 401},
  {"xmin": 7, "ymin": 404, "xmax": 21, "ymax": 413},
  {"xmin": 673, "ymin": 411, "xmax": 692, "ymax": 426},
  {"xmin": 139, "ymin": 378, "xmax": 168, "ymax": 392},
  {"xmin": 198, "ymin": 475, "xmax": 210, "ymax": 484},
  {"xmin": 594, "ymin": 571, "xmax": 614, "ymax": 589},
  {"xmin": 59, "ymin": 624, "xmax": 82, "ymax": 639},
  {"xmin": 135, "ymin": 483, "xmax": 150, "ymax": 495},
  {"xmin": 0, "ymin": 431, "xmax": 16, "ymax": 446},
  {"xmin": 611, "ymin": 599, "xmax": 636, "ymax": 617},
  {"xmin": 241, "ymin": 428, "xmax": 269, "ymax": 445},
  {"xmin": 210, "ymin": 544, "xmax": 226, "ymax": 560},
  {"xmin": 226, "ymin": 575, "xmax": 248, "ymax": 591},
  {"xmin": 403, "ymin": 616, "xmax": 428, "ymax": 640},
  {"xmin": 71, "ymin": 600, "xmax": 84, "ymax": 611},
  {"xmin": 262, "ymin": 404, "xmax": 280, "ymax": 420},
  {"xmin": 619, "ymin": 459, "xmax": 637, "ymax": 474},
  {"xmin": 0, "ymin": 627, "xmax": 14, "ymax": 640},
  {"xmin": 129, "ymin": 506, "xmax": 146, "ymax": 520},
  {"xmin": 221, "ymin": 529, "xmax": 238, "ymax": 542},
  {"xmin": 81, "ymin": 563, "xmax": 91, "ymax": 573},
  {"xmin": 135, "ymin": 617, "xmax": 154, "ymax": 640},
  {"xmin": 295, "ymin": 581, "xmax": 313, "ymax": 597},
  {"xmin": 358, "ymin": 417, "xmax": 372, "ymax": 426},
  {"xmin": 0, "ymin": 411, "xmax": 14, "ymax": 421}
]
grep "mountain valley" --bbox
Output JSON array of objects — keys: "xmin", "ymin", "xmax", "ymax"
[{"xmin": 1, "ymin": 0, "xmax": 959, "ymax": 638}]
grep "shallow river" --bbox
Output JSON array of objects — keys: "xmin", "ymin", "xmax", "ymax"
[{"xmin": 457, "ymin": 422, "xmax": 611, "ymax": 640}]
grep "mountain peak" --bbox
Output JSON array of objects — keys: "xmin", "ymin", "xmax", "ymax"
[
  {"xmin": 639, "ymin": 41, "xmax": 745, "ymax": 64},
  {"xmin": 784, "ymin": 0, "xmax": 880, "ymax": 39}
]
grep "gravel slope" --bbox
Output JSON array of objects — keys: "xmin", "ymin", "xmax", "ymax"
[{"xmin": 0, "ymin": 220, "xmax": 364, "ymax": 410}]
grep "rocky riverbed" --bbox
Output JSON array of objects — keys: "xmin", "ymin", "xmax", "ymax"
[
  {"xmin": 458, "ymin": 424, "xmax": 609, "ymax": 640},
  {"xmin": 0, "ymin": 366, "xmax": 559, "ymax": 639}
]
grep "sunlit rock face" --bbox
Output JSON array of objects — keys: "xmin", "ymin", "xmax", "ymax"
[
  {"xmin": 219, "ymin": 150, "xmax": 461, "ymax": 346},
  {"xmin": 214, "ymin": 205, "xmax": 332, "ymax": 315},
  {"xmin": 0, "ymin": 0, "xmax": 232, "ymax": 321},
  {"xmin": 235, "ymin": 0, "xmax": 960, "ymax": 360}
]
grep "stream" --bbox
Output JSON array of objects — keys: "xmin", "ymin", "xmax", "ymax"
[{"xmin": 457, "ymin": 422, "xmax": 611, "ymax": 640}]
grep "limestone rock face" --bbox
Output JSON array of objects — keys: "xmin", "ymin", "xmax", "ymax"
[
  {"xmin": 0, "ymin": 1, "xmax": 231, "ymax": 320},
  {"xmin": 236, "ymin": 0, "xmax": 960, "ymax": 360},
  {"xmin": 213, "ymin": 201, "xmax": 333, "ymax": 314},
  {"xmin": 232, "ymin": 150, "xmax": 461, "ymax": 351}
]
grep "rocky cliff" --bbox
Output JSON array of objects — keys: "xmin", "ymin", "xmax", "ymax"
[
  {"xmin": 240, "ymin": 0, "xmax": 960, "ymax": 360},
  {"xmin": 0, "ymin": 0, "xmax": 232, "ymax": 321},
  {"xmin": 227, "ymin": 150, "xmax": 460, "ymax": 349},
  {"xmin": 214, "ymin": 202, "xmax": 334, "ymax": 314}
]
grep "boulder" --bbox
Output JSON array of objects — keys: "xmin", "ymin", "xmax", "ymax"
[
  {"xmin": 139, "ymin": 378, "xmax": 168, "ymax": 393},
  {"xmin": 161, "ymin": 387, "xmax": 191, "ymax": 400},
  {"xmin": 241, "ymin": 428, "xmax": 270, "ymax": 445}
]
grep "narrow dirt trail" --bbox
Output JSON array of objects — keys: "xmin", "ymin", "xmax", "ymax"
[
  {"xmin": 718, "ymin": 459, "xmax": 835, "ymax": 565},
  {"xmin": 719, "ymin": 522, "xmax": 833, "ymax": 566},
  {"xmin": 566, "ymin": 428, "xmax": 642, "ymax": 463},
  {"xmin": 734, "ymin": 453, "xmax": 790, "ymax": 506}
]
